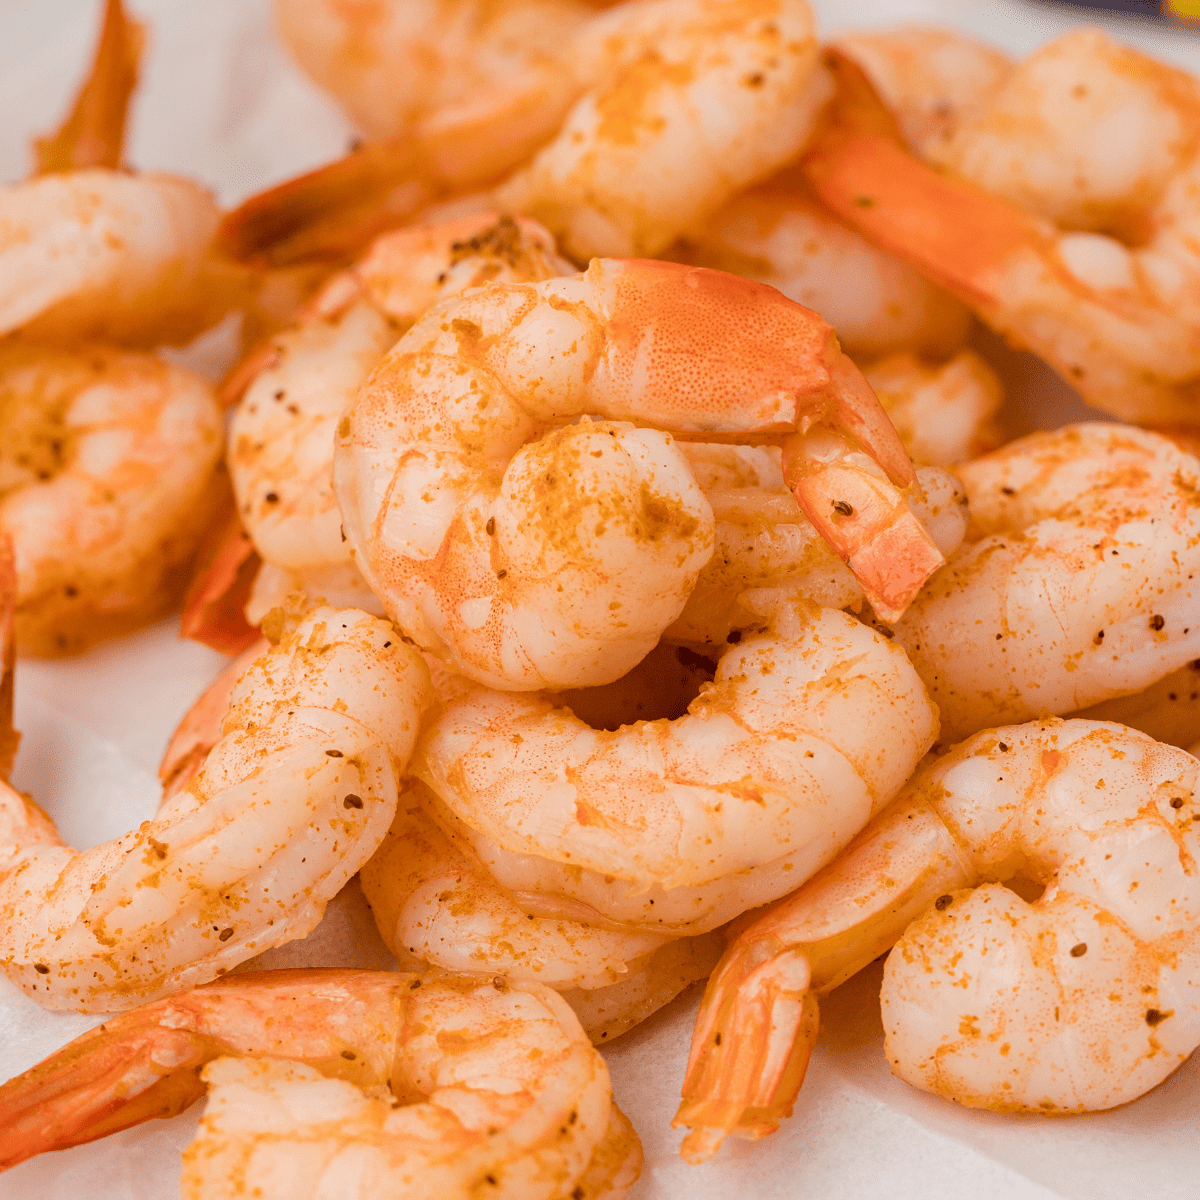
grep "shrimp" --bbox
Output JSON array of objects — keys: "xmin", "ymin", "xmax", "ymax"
[
  {"xmin": 891, "ymin": 423, "xmax": 1200, "ymax": 742},
  {"xmin": 0, "ymin": 344, "xmax": 224, "ymax": 655},
  {"xmin": 0, "ymin": 606, "xmax": 431, "ymax": 1011},
  {"xmin": 804, "ymin": 34, "xmax": 1200, "ymax": 425},
  {"xmin": 334, "ymin": 257, "xmax": 942, "ymax": 689},
  {"xmin": 0, "ymin": 968, "xmax": 642, "ymax": 1199},
  {"xmin": 666, "ymin": 444, "xmax": 968, "ymax": 650},
  {"xmin": 862, "ymin": 350, "xmax": 1003, "ymax": 467},
  {"xmin": 833, "ymin": 26, "xmax": 1015, "ymax": 161},
  {"xmin": 673, "ymin": 719, "xmax": 1200, "ymax": 1160},
  {"xmin": 494, "ymin": 0, "xmax": 833, "ymax": 261},
  {"xmin": 361, "ymin": 781, "xmax": 724, "ymax": 1043},
  {"xmin": 413, "ymin": 589, "xmax": 937, "ymax": 937},
  {"xmin": 664, "ymin": 162, "xmax": 972, "ymax": 361},
  {"xmin": 274, "ymin": 0, "xmax": 598, "ymax": 143}
]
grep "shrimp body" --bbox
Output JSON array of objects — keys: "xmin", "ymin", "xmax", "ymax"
[
  {"xmin": 0, "ymin": 968, "xmax": 640, "ymax": 1199},
  {"xmin": 0, "ymin": 608, "xmax": 431, "ymax": 1010},
  {"xmin": 894, "ymin": 424, "xmax": 1200, "ymax": 742},
  {"xmin": 0, "ymin": 169, "xmax": 221, "ymax": 347},
  {"xmin": 0, "ymin": 344, "xmax": 223, "ymax": 654},
  {"xmin": 335, "ymin": 257, "xmax": 939, "ymax": 688},
  {"xmin": 414, "ymin": 595, "xmax": 937, "ymax": 932},
  {"xmin": 666, "ymin": 163, "xmax": 972, "ymax": 361},
  {"xmin": 806, "ymin": 32, "xmax": 1200, "ymax": 423},
  {"xmin": 674, "ymin": 720, "xmax": 1200, "ymax": 1159},
  {"xmin": 223, "ymin": 213, "xmax": 573, "ymax": 629},
  {"xmin": 495, "ymin": 0, "xmax": 831, "ymax": 261}
]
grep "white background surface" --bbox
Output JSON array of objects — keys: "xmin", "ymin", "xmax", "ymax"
[{"xmin": 1, "ymin": 1, "xmax": 1199, "ymax": 1197}]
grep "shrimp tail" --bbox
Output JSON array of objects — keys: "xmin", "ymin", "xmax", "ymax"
[
  {"xmin": 0, "ymin": 1009, "xmax": 212, "ymax": 1171},
  {"xmin": 801, "ymin": 49, "xmax": 1054, "ymax": 319},
  {"xmin": 673, "ymin": 942, "xmax": 817, "ymax": 1164},
  {"xmin": 179, "ymin": 474, "xmax": 261, "ymax": 656},
  {"xmin": 32, "ymin": 0, "xmax": 145, "ymax": 175},
  {"xmin": 783, "ymin": 341, "xmax": 945, "ymax": 622},
  {"xmin": 0, "ymin": 534, "xmax": 17, "ymax": 780}
]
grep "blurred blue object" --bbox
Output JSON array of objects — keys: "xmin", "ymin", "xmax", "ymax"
[{"xmin": 1037, "ymin": 0, "xmax": 1163, "ymax": 14}]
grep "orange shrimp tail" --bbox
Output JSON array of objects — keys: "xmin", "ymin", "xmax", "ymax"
[
  {"xmin": 672, "ymin": 943, "xmax": 818, "ymax": 1164},
  {"xmin": 801, "ymin": 51, "xmax": 1050, "ymax": 316},
  {"xmin": 0, "ymin": 1011, "xmax": 211, "ymax": 1171},
  {"xmin": 32, "ymin": 0, "xmax": 145, "ymax": 175},
  {"xmin": 179, "ymin": 473, "xmax": 261, "ymax": 655},
  {"xmin": 0, "ymin": 534, "xmax": 17, "ymax": 781}
]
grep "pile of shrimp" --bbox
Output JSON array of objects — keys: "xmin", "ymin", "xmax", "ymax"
[{"xmin": 4, "ymin": 1, "xmax": 1200, "ymax": 1197}]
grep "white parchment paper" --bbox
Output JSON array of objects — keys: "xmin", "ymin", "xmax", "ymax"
[{"xmin": 1, "ymin": 2, "xmax": 1199, "ymax": 1196}]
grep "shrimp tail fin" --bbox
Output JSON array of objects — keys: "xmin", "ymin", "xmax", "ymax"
[
  {"xmin": 672, "ymin": 943, "xmax": 817, "ymax": 1163},
  {"xmin": 0, "ymin": 1013, "xmax": 211, "ymax": 1171},
  {"xmin": 32, "ymin": 0, "xmax": 145, "ymax": 176},
  {"xmin": 0, "ymin": 533, "xmax": 18, "ymax": 781},
  {"xmin": 785, "ymin": 344, "xmax": 945, "ymax": 623},
  {"xmin": 179, "ymin": 474, "xmax": 261, "ymax": 656}
]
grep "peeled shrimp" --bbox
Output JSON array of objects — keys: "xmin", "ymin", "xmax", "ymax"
[
  {"xmin": 893, "ymin": 424, "xmax": 1200, "ymax": 742},
  {"xmin": 335, "ymin": 257, "xmax": 941, "ymax": 689},
  {"xmin": 495, "ymin": 0, "xmax": 832, "ymax": 261},
  {"xmin": 0, "ymin": 344, "xmax": 223, "ymax": 655},
  {"xmin": 0, "ymin": 605, "xmax": 430, "ymax": 1010},
  {"xmin": 0, "ymin": 968, "xmax": 642, "ymax": 1199},
  {"xmin": 674, "ymin": 719, "xmax": 1200, "ymax": 1160},
  {"xmin": 1075, "ymin": 659, "xmax": 1200, "ymax": 751},
  {"xmin": 806, "ymin": 32, "xmax": 1200, "ymax": 424},
  {"xmin": 665, "ymin": 162, "xmax": 972, "ymax": 362},
  {"xmin": 361, "ymin": 781, "xmax": 724, "ymax": 1043},
  {"xmin": 225, "ymin": 213, "xmax": 574, "ymax": 632},
  {"xmin": 414, "ymin": 589, "xmax": 937, "ymax": 937}
]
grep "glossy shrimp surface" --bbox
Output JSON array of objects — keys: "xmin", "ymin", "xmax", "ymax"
[
  {"xmin": 0, "ymin": 607, "xmax": 430, "ymax": 1010},
  {"xmin": 0, "ymin": 968, "xmax": 641, "ymax": 1199},
  {"xmin": 674, "ymin": 719, "xmax": 1200, "ymax": 1160}
]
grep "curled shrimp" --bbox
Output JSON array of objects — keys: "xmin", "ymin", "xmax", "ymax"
[
  {"xmin": 1075, "ymin": 659, "xmax": 1200, "ymax": 751},
  {"xmin": 224, "ymin": 213, "xmax": 574, "ymax": 635},
  {"xmin": 413, "ymin": 589, "xmax": 937, "ymax": 937},
  {"xmin": 494, "ymin": 0, "xmax": 831, "ymax": 261},
  {"xmin": 891, "ymin": 423, "xmax": 1200, "ymax": 742},
  {"xmin": 674, "ymin": 719, "xmax": 1200, "ymax": 1160},
  {"xmin": 0, "ymin": 344, "xmax": 224, "ymax": 655},
  {"xmin": 805, "ymin": 34, "xmax": 1200, "ymax": 425},
  {"xmin": 0, "ymin": 605, "xmax": 430, "ymax": 1011},
  {"xmin": 334, "ymin": 257, "xmax": 941, "ymax": 689},
  {"xmin": 0, "ymin": 968, "xmax": 642, "ymax": 1199},
  {"xmin": 362, "ymin": 780, "xmax": 724, "ymax": 1044}
]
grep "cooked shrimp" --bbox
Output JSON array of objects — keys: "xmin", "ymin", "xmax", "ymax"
[
  {"xmin": 833, "ymin": 26, "xmax": 1015, "ymax": 160},
  {"xmin": 335, "ymin": 257, "xmax": 940, "ymax": 688},
  {"xmin": 0, "ymin": 606, "xmax": 430, "ymax": 1010},
  {"xmin": 362, "ymin": 781, "xmax": 724, "ymax": 1042},
  {"xmin": 665, "ymin": 162, "xmax": 972, "ymax": 361},
  {"xmin": 863, "ymin": 350, "xmax": 1003, "ymax": 467},
  {"xmin": 891, "ymin": 424, "xmax": 1200, "ymax": 742},
  {"xmin": 667, "ymin": 444, "xmax": 967, "ymax": 649},
  {"xmin": 414, "ymin": 589, "xmax": 937, "ymax": 936},
  {"xmin": 495, "ymin": 0, "xmax": 832, "ymax": 261},
  {"xmin": 674, "ymin": 719, "xmax": 1200, "ymax": 1160},
  {"xmin": 1074, "ymin": 659, "xmax": 1200, "ymax": 750},
  {"xmin": 274, "ymin": 0, "xmax": 597, "ymax": 144},
  {"xmin": 805, "ymin": 34, "xmax": 1200, "ymax": 424},
  {"xmin": 0, "ymin": 344, "xmax": 224, "ymax": 655},
  {"xmin": 0, "ymin": 968, "xmax": 641, "ymax": 1200}
]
